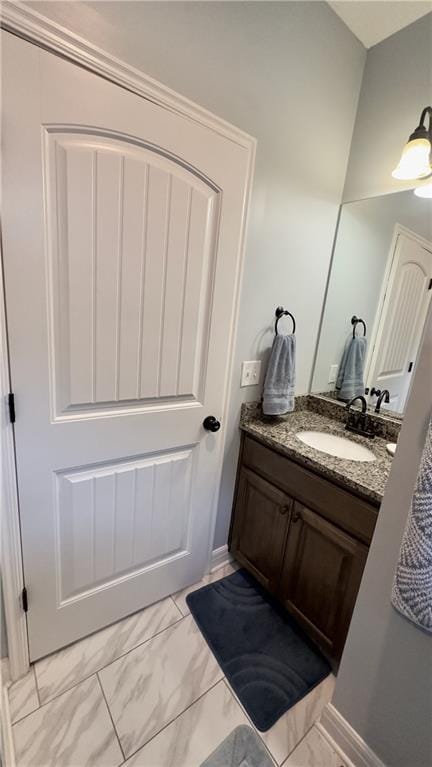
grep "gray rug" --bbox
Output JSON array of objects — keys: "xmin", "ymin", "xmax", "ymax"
[
  {"xmin": 200, "ymin": 725, "xmax": 274, "ymax": 767},
  {"xmin": 186, "ymin": 568, "xmax": 330, "ymax": 731}
]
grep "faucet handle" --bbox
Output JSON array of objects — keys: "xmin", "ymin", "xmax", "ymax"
[{"xmin": 370, "ymin": 387, "xmax": 381, "ymax": 397}]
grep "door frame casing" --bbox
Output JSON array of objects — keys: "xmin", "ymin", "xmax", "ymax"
[
  {"xmin": 1, "ymin": 248, "xmax": 30, "ymax": 680},
  {"xmin": 364, "ymin": 222, "xmax": 432, "ymax": 403},
  {"xmin": 0, "ymin": 3, "xmax": 256, "ymax": 679}
]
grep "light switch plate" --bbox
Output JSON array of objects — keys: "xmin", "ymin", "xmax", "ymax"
[
  {"xmin": 328, "ymin": 364, "xmax": 338, "ymax": 384},
  {"xmin": 241, "ymin": 360, "xmax": 261, "ymax": 387}
]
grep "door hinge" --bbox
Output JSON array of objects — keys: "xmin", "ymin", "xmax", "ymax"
[
  {"xmin": 428, "ymin": 278, "xmax": 432, "ymax": 290},
  {"xmin": 21, "ymin": 587, "xmax": 28, "ymax": 613},
  {"xmin": 8, "ymin": 392, "xmax": 16, "ymax": 423}
]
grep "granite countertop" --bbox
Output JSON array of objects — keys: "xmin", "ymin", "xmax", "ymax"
[{"xmin": 240, "ymin": 400, "xmax": 395, "ymax": 505}]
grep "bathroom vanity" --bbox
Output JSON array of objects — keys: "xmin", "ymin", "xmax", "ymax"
[{"xmin": 228, "ymin": 397, "xmax": 398, "ymax": 664}]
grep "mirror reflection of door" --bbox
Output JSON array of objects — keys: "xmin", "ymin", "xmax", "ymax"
[
  {"xmin": 311, "ymin": 189, "xmax": 432, "ymax": 418},
  {"xmin": 366, "ymin": 226, "xmax": 432, "ymax": 414}
]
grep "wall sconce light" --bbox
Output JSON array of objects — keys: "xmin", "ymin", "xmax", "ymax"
[
  {"xmin": 414, "ymin": 182, "xmax": 432, "ymax": 198},
  {"xmin": 392, "ymin": 106, "xmax": 432, "ymax": 181}
]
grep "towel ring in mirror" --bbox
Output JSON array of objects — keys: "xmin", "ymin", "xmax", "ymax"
[{"xmin": 351, "ymin": 315, "xmax": 366, "ymax": 338}]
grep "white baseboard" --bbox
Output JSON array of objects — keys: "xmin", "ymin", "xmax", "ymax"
[
  {"xmin": 318, "ymin": 704, "xmax": 385, "ymax": 767},
  {"xmin": 0, "ymin": 659, "xmax": 16, "ymax": 767},
  {"xmin": 210, "ymin": 544, "xmax": 233, "ymax": 572}
]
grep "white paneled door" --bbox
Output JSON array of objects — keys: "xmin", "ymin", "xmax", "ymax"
[
  {"xmin": 366, "ymin": 231, "xmax": 432, "ymax": 413},
  {"xmin": 2, "ymin": 33, "xmax": 253, "ymax": 660}
]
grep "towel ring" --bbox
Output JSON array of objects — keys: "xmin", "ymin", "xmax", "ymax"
[
  {"xmin": 275, "ymin": 306, "xmax": 296, "ymax": 335},
  {"xmin": 351, "ymin": 315, "xmax": 366, "ymax": 338}
]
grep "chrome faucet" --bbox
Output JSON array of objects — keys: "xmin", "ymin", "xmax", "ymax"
[{"xmin": 375, "ymin": 389, "xmax": 390, "ymax": 413}]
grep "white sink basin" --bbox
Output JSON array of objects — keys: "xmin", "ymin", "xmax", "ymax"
[{"xmin": 296, "ymin": 431, "xmax": 376, "ymax": 462}]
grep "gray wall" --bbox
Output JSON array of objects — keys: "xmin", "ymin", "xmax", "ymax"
[
  {"xmin": 27, "ymin": 1, "xmax": 365, "ymax": 548},
  {"xmin": 333, "ymin": 305, "xmax": 432, "ymax": 767},
  {"xmin": 343, "ymin": 12, "xmax": 432, "ymax": 203},
  {"xmin": 312, "ymin": 191, "xmax": 432, "ymax": 394},
  {"xmin": 330, "ymin": 14, "xmax": 432, "ymax": 766}
]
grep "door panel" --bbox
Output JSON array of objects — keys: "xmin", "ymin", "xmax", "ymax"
[
  {"xmin": 2, "ymin": 32, "xmax": 252, "ymax": 659},
  {"xmin": 279, "ymin": 503, "xmax": 367, "ymax": 658},
  {"xmin": 57, "ymin": 449, "xmax": 193, "ymax": 604},
  {"xmin": 46, "ymin": 131, "xmax": 217, "ymax": 417},
  {"xmin": 230, "ymin": 468, "xmax": 292, "ymax": 592}
]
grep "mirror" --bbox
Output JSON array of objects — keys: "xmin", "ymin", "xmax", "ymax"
[{"xmin": 311, "ymin": 190, "xmax": 432, "ymax": 416}]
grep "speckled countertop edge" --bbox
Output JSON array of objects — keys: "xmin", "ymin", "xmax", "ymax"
[{"xmin": 240, "ymin": 399, "xmax": 395, "ymax": 504}]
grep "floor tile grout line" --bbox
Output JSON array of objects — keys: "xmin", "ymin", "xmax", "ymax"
[
  {"xmin": 170, "ymin": 593, "xmax": 186, "ymax": 618},
  {"xmin": 16, "ymin": 614, "xmax": 187, "ymax": 722},
  {"xmin": 84, "ymin": 612, "xmax": 186, "ymax": 678},
  {"xmin": 221, "ymin": 679, "xmax": 278, "ymax": 766},
  {"xmin": 96, "ymin": 671, "xmax": 126, "ymax": 763},
  {"xmin": 279, "ymin": 723, "xmax": 315, "ymax": 767},
  {"xmin": 174, "ymin": 600, "xmax": 190, "ymax": 617},
  {"xmin": 280, "ymin": 722, "xmax": 341, "ymax": 767},
  {"xmin": 120, "ymin": 676, "xmax": 226, "ymax": 764},
  {"xmin": 32, "ymin": 664, "xmax": 41, "ymax": 708},
  {"xmin": 8, "ymin": 668, "xmax": 42, "ymax": 727},
  {"xmin": 287, "ymin": 720, "xmax": 322, "ymax": 764},
  {"xmin": 10, "ymin": 672, "xmax": 100, "ymax": 727},
  {"xmin": 171, "ymin": 565, "xmax": 236, "ymax": 619}
]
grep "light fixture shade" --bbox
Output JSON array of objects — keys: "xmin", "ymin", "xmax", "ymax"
[
  {"xmin": 414, "ymin": 182, "xmax": 432, "ymax": 198},
  {"xmin": 392, "ymin": 137, "xmax": 431, "ymax": 180}
]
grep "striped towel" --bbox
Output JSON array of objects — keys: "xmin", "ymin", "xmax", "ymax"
[{"xmin": 391, "ymin": 416, "xmax": 432, "ymax": 632}]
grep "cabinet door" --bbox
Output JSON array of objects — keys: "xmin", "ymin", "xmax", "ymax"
[
  {"xmin": 279, "ymin": 502, "xmax": 368, "ymax": 660},
  {"xmin": 230, "ymin": 468, "xmax": 292, "ymax": 593}
]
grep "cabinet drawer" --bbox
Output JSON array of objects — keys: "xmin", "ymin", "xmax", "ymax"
[{"xmin": 242, "ymin": 435, "xmax": 377, "ymax": 544}]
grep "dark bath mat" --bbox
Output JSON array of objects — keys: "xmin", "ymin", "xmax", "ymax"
[
  {"xmin": 187, "ymin": 568, "xmax": 331, "ymax": 732},
  {"xmin": 200, "ymin": 725, "xmax": 274, "ymax": 767}
]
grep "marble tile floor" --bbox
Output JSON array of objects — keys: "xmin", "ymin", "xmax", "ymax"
[
  {"xmin": 9, "ymin": 562, "xmax": 336, "ymax": 767},
  {"xmin": 283, "ymin": 725, "xmax": 348, "ymax": 767}
]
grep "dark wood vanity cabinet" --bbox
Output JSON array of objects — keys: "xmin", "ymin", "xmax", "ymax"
[
  {"xmin": 230, "ymin": 468, "xmax": 292, "ymax": 593},
  {"xmin": 229, "ymin": 434, "xmax": 378, "ymax": 663},
  {"xmin": 278, "ymin": 502, "xmax": 368, "ymax": 660}
]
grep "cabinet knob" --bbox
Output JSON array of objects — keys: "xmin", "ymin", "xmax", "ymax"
[
  {"xmin": 292, "ymin": 508, "xmax": 301, "ymax": 523},
  {"xmin": 280, "ymin": 504, "xmax": 290, "ymax": 516}
]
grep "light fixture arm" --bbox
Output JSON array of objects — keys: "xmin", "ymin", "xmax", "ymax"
[
  {"xmin": 410, "ymin": 106, "xmax": 432, "ymax": 141},
  {"xmin": 418, "ymin": 106, "xmax": 432, "ymax": 128}
]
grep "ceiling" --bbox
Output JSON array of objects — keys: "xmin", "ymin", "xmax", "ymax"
[{"xmin": 328, "ymin": 1, "xmax": 432, "ymax": 48}]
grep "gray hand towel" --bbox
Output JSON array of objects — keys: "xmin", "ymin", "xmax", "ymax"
[
  {"xmin": 335, "ymin": 336, "xmax": 367, "ymax": 401},
  {"xmin": 391, "ymin": 416, "xmax": 432, "ymax": 632},
  {"xmin": 262, "ymin": 334, "xmax": 296, "ymax": 415}
]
